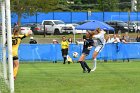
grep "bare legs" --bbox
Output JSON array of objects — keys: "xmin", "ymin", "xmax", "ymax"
[
  {"xmin": 13, "ymin": 59, "xmax": 19, "ymax": 80},
  {"xmin": 91, "ymin": 51, "xmax": 99, "ymax": 71}
]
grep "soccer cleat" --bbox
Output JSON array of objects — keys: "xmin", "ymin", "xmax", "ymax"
[
  {"xmin": 14, "ymin": 77, "xmax": 16, "ymax": 80},
  {"xmin": 87, "ymin": 69, "xmax": 91, "ymax": 73},
  {"xmin": 91, "ymin": 68, "xmax": 96, "ymax": 72}
]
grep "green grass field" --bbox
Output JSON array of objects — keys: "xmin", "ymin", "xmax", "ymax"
[{"xmin": 15, "ymin": 61, "xmax": 140, "ymax": 93}]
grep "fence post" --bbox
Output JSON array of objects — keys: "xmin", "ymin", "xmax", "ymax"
[{"xmin": 44, "ymin": 24, "xmax": 46, "ymax": 37}]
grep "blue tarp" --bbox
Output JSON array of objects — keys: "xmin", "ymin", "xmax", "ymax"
[
  {"xmin": 16, "ymin": 43, "xmax": 140, "ymax": 61},
  {"xmin": 75, "ymin": 20, "xmax": 114, "ymax": 31}
]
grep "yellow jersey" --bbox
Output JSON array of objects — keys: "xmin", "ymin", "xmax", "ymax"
[
  {"xmin": 61, "ymin": 40, "xmax": 69, "ymax": 49},
  {"xmin": 12, "ymin": 34, "xmax": 28, "ymax": 57}
]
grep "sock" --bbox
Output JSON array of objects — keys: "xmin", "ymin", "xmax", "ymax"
[
  {"xmin": 79, "ymin": 61, "xmax": 86, "ymax": 71},
  {"xmin": 83, "ymin": 61, "xmax": 90, "ymax": 70},
  {"xmin": 63, "ymin": 57, "xmax": 66, "ymax": 64},
  {"xmin": 13, "ymin": 66, "xmax": 19, "ymax": 78},
  {"xmin": 93, "ymin": 59, "xmax": 97, "ymax": 69}
]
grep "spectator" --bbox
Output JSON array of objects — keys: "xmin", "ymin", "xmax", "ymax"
[
  {"xmin": 53, "ymin": 39, "xmax": 58, "ymax": 44},
  {"xmin": 110, "ymin": 34, "xmax": 120, "ymax": 43},
  {"xmin": 106, "ymin": 34, "xmax": 112, "ymax": 43},
  {"xmin": 121, "ymin": 35, "xmax": 129, "ymax": 62},
  {"xmin": 110, "ymin": 34, "xmax": 120, "ymax": 62},
  {"xmin": 61, "ymin": 36, "xmax": 69, "ymax": 64},
  {"xmin": 68, "ymin": 37, "xmax": 73, "ymax": 44},
  {"xmin": 136, "ymin": 35, "xmax": 140, "ymax": 42},
  {"xmin": 52, "ymin": 39, "xmax": 58, "ymax": 63},
  {"xmin": 104, "ymin": 34, "xmax": 112, "ymax": 62},
  {"xmin": 29, "ymin": 37, "xmax": 37, "ymax": 44},
  {"xmin": 124, "ymin": 32, "xmax": 130, "ymax": 42},
  {"xmin": 121, "ymin": 35, "xmax": 127, "ymax": 43}
]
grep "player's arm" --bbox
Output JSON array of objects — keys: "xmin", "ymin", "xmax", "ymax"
[
  {"xmin": 25, "ymin": 30, "xmax": 32, "ymax": 37},
  {"xmin": 101, "ymin": 30, "xmax": 106, "ymax": 34},
  {"xmin": 67, "ymin": 41, "xmax": 70, "ymax": 50},
  {"xmin": 86, "ymin": 39, "xmax": 93, "ymax": 50},
  {"xmin": 20, "ymin": 34, "xmax": 27, "ymax": 40},
  {"xmin": 92, "ymin": 34, "xmax": 100, "ymax": 39},
  {"xmin": 20, "ymin": 31, "xmax": 32, "ymax": 40}
]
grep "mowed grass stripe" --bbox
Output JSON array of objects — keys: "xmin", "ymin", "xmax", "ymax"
[{"xmin": 15, "ymin": 61, "xmax": 140, "ymax": 93}]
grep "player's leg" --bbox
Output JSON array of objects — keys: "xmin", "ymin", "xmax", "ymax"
[
  {"xmin": 83, "ymin": 61, "xmax": 91, "ymax": 73},
  {"xmin": 83, "ymin": 50, "xmax": 91, "ymax": 73},
  {"xmin": 92, "ymin": 45, "xmax": 104, "ymax": 71},
  {"xmin": 78, "ymin": 54, "xmax": 86, "ymax": 73},
  {"xmin": 91, "ymin": 45, "xmax": 103, "ymax": 71},
  {"xmin": 13, "ymin": 57, "xmax": 19, "ymax": 80},
  {"xmin": 62, "ymin": 49, "xmax": 67, "ymax": 64},
  {"xmin": 63, "ymin": 55, "xmax": 67, "ymax": 64},
  {"xmin": 91, "ymin": 51, "xmax": 98, "ymax": 71}
]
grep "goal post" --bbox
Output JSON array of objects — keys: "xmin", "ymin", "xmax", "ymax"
[
  {"xmin": 0, "ymin": 1, "xmax": 10, "ymax": 93},
  {"xmin": 5, "ymin": 0, "xmax": 14, "ymax": 92},
  {"xmin": 0, "ymin": 0, "xmax": 14, "ymax": 93},
  {"xmin": 1, "ymin": 0, "xmax": 7, "ymax": 81}
]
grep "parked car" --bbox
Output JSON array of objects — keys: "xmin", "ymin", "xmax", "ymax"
[
  {"xmin": 32, "ymin": 23, "xmax": 44, "ymax": 35},
  {"xmin": 20, "ymin": 24, "xmax": 33, "ymax": 35},
  {"xmin": 33, "ymin": 20, "xmax": 74, "ymax": 35},
  {"xmin": 105, "ymin": 20, "xmax": 135, "ymax": 33},
  {"xmin": 128, "ymin": 21, "xmax": 140, "ymax": 32},
  {"xmin": 70, "ymin": 23, "xmax": 87, "ymax": 34}
]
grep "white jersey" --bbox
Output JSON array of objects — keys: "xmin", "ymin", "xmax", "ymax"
[
  {"xmin": 93, "ymin": 30, "xmax": 106, "ymax": 45},
  {"xmin": 93, "ymin": 30, "xmax": 106, "ymax": 52}
]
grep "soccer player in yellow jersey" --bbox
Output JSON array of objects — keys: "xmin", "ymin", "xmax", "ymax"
[
  {"xmin": 12, "ymin": 28, "xmax": 31, "ymax": 80},
  {"xmin": 61, "ymin": 36, "xmax": 69, "ymax": 64}
]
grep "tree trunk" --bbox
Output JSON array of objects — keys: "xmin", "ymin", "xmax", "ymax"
[{"xmin": 17, "ymin": 13, "xmax": 21, "ymax": 32}]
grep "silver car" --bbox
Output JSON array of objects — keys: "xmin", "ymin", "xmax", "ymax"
[{"xmin": 129, "ymin": 21, "xmax": 140, "ymax": 32}]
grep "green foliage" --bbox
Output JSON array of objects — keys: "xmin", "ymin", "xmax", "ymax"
[
  {"xmin": 10, "ymin": 0, "xmax": 59, "ymax": 25},
  {"xmin": 11, "ymin": 0, "xmax": 60, "ymax": 13},
  {"xmin": 67, "ymin": 0, "xmax": 135, "ymax": 12},
  {"xmin": 73, "ymin": 0, "xmax": 82, "ymax": 4},
  {"xmin": 90, "ymin": 0, "xmax": 119, "ymax": 11}
]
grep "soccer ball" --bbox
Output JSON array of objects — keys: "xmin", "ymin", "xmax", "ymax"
[{"xmin": 73, "ymin": 52, "xmax": 78, "ymax": 58}]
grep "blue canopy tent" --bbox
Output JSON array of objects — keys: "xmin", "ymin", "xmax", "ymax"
[
  {"xmin": 75, "ymin": 20, "xmax": 114, "ymax": 31},
  {"xmin": 73, "ymin": 20, "xmax": 114, "ymax": 43}
]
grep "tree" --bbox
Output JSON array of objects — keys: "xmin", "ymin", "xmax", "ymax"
[
  {"xmin": 97, "ymin": 0, "xmax": 119, "ymax": 11},
  {"xmin": 11, "ymin": 0, "xmax": 59, "ymax": 26}
]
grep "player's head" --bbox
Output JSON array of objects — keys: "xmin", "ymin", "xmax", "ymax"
[
  {"xmin": 86, "ymin": 31, "xmax": 95, "ymax": 39},
  {"xmin": 13, "ymin": 27, "xmax": 19, "ymax": 35},
  {"xmin": 95, "ymin": 28, "xmax": 101, "ymax": 33},
  {"xmin": 62, "ymin": 36, "xmax": 66, "ymax": 41},
  {"xmin": 86, "ymin": 31, "xmax": 92, "ymax": 39}
]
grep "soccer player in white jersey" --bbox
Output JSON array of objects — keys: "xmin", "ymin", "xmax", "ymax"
[{"xmin": 91, "ymin": 28, "xmax": 106, "ymax": 71}]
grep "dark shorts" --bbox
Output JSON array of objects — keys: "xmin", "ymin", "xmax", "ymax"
[
  {"xmin": 13, "ymin": 56, "xmax": 18, "ymax": 60},
  {"xmin": 61, "ymin": 48, "xmax": 68, "ymax": 57},
  {"xmin": 82, "ymin": 48, "xmax": 90, "ymax": 56}
]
